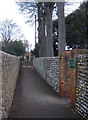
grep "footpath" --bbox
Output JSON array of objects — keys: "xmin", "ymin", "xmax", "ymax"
[{"xmin": 9, "ymin": 65, "xmax": 79, "ymax": 118}]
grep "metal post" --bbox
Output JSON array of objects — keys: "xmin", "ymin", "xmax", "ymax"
[
  {"xmin": 29, "ymin": 44, "xmax": 32, "ymax": 61},
  {"xmin": 35, "ymin": 15, "xmax": 37, "ymax": 46}
]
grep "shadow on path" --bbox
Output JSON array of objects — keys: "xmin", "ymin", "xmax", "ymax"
[{"xmin": 9, "ymin": 66, "xmax": 79, "ymax": 118}]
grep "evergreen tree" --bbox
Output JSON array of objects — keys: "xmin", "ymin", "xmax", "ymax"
[{"xmin": 53, "ymin": 2, "xmax": 87, "ymax": 51}]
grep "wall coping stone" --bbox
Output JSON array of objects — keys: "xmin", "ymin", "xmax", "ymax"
[{"xmin": 0, "ymin": 51, "xmax": 20, "ymax": 59}]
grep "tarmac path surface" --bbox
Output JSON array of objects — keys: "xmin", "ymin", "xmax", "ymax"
[{"xmin": 9, "ymin": 66, "xmax": 79, "ymax": 118}]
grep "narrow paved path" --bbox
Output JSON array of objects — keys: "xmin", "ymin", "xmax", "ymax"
[{"xmin": 9, "ymin": 66, "xmax": 79, "ymax": 118}]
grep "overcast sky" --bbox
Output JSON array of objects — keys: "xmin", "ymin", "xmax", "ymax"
[{"xmin": 0, "ymin": 0, "xmax": 84, "ymax": 50}]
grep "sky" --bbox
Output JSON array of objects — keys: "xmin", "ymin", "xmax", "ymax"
[{"xmin": 0, "ymin": 0, "xmax": 84, "ymax": 50}]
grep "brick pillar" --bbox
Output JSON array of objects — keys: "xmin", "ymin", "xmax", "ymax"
[{"xmin": 59, "ymin": 49, "xmax": 87, "ymax": 108}]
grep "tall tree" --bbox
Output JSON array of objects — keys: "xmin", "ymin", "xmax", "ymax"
[
  {"xmin": 2, "ymin": 40, "xmax": 25, "ymax": 56},
  {"xmin": 38, "ymin": 2, "xmax": 54, "ymax": 57},
  {"xmin": 39, "ymin": 2, "xmax": 54, "ymax": 57},
  {"xmin": 53, "ymin": 2, "xmax": 87, "ymax": 50},
  {"xmin": 44, "ymin": 2, "xmax": 54, "ymax": 57},
  {"xmin": 66, "ymin": 2, "xmax": 87, "ymax": 49},
  {"xmin": 86, "ymin": 1, "xmax": 88, "ymax": 50},
  {"xmin": 17, "ymin": 1, "xmax": 54, "ymax": 57},
  {"xmin": 8, "ymin": 40, "xmax": 25, "ymax": 56},
  {"xmin": 0, "ymin": 19, "xmax": 24, "ymax": 48},
  {"xmin": 17, "ymin": 1, "xmax": 37, "ymax": 23},
  {"xmin": 38, "ymin": 2, "xmax": 44, "ymax": 57},
  {"xmin": 0, "ymin": 19, "xmax": 23, "ymax": 42},
  {"xmin": 57, "ymin": 2, "xmax": 66, "ymax": 55}
]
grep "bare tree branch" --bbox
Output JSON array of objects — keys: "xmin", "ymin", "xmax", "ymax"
[{"xmin": 0, "ymin": 19, "xmax": 24, "ymax": 43}]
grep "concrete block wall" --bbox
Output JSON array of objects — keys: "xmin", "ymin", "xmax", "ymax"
[
  {"xmin": 0, "ymin": 51, "xmax": 20, "ymax": 119},
  {"xmin": 33, "ymin": 57, "xmax": 59, "ymax": 92},
  {"xmin": 76, "ymin": 54, "xmax": 88, "ymax": 119}
]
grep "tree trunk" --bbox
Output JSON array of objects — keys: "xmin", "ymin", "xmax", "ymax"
[
  {"xmin": 45, "ymin": 4, "xmax": 54, "ymax": 57},
  {"xmin": 41, "ymin": 14, "xmax": 46, "ymax": 57},
  {"xmin": 86, "ymin": 1, "xmax": 88, "ymax": 50},
  {"xmin": 38, "ymin": 3, "xmax": 43, "ymax": 57},
  {"xmin": 57, "ymin": 2, "xmax": 66, "ymax": 56}
]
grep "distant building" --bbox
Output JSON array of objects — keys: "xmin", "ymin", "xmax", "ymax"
[{"xmin": 24, "ymin": 52, "xmax": 31, "ymax": 61}]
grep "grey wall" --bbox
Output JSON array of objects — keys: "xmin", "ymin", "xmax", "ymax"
[
  {"xmin": 76, "ymin": 54, "xmax": 88, "ymax": 119},
  {"xmin": 33, "ymin": 57, "xmax": 60, "ymax": 92},
  {"xmin": 0, "ymin": 51, "xmax": 20, "ymax": 119}
]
